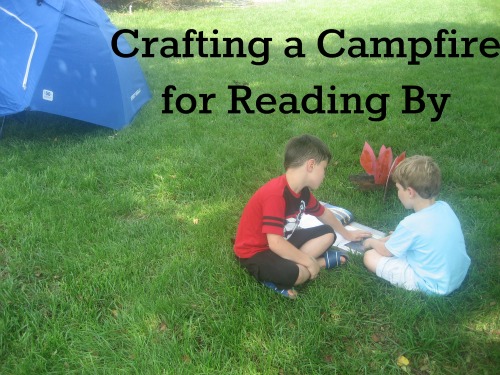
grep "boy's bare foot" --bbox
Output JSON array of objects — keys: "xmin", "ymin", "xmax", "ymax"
[{"xmin": 287, "ymin": 289, "xmax": 298, "ymax": 299}]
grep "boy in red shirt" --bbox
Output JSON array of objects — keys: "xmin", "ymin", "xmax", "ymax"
[{"xmin": 234, "ymin": 135, "xmax": 370, "ymax": 298}]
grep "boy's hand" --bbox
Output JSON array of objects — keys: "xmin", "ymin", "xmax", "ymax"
[
  {"xmin": 363, "ymin": 237, "xmax": 393, "ymax": 257},
  {"xmin": 363, "ymin": 237, "xmax": 373, "ymax": 250},
  {"xmin": 366, "ymin": 235, "xmax": 391, "ymax": 248},
  {"xmin": 344, "ymin": 230, "xmax": 372, "ymax": 242},
  {"xmin": 306, "ymin": 257, "xmax": 321, "ymax": 279}
]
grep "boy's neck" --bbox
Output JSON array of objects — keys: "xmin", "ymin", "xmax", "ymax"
[
  {"xmin": 413, "ymin": 197, "xmax": 436, "ymax": 212},
  {"xmin": 285, "ymin": 169, "xmax": 306, "ymax": 194}
]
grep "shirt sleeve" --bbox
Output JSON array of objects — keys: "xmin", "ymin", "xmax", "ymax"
[
  {"xmin": 305, "ymin": 192, "xmax": 325, "ymax": 217},
  {"xmin": 261, "ymin": 194, "xmax": 285, "ymax": 235},
  {"xmin": 385, "ymin": 221, "xmax": 417, "ymax": 257}
]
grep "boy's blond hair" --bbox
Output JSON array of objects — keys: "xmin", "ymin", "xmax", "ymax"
[
  {"xmin": 392, "ymin": 155, "xmax": 441, "ymax": 199},
  {"xmin": 284, "ymin": 134, "xmax": 332, "ymax": 170}
]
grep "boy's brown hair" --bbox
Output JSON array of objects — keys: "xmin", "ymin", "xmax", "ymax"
[
  {"xmin": 284, "ymin": 134, "xmax": 332, "ymax": 170},
  {"xmin": 392, "ymin": 155, "xmax": 441, "ymax": 199}
]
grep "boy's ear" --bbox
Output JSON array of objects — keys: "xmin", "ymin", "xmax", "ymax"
[
  {"xmin": 306, "ymin": 159, "xmax": 316, "ymax": 171},
  {"xmin": 407, "ymin": 186, "xmax": 417, "ymax": 198}
]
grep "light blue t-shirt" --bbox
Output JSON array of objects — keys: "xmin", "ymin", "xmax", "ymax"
[{"xmin": 385, "ymin": 201, "xmax": 471, "ymax": 295}]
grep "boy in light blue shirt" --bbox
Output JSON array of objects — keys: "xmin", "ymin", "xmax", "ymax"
[{"xmin": 363, "ymin": 156, "xmax": 470, "ymax": 295}]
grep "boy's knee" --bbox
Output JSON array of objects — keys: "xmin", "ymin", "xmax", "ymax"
[
  {"xmin": 325, "ymin": 232, "xmax": 336, "ymax": 246},
  {"xmin": 363, "ymin": 250, "xmax": 373, "ymax": 265},
  {"xmin": 363, "ymin": 250, "xmax": 379, "ymax": 273},
  {"xmin": 295, "ymin": 264, "xmax": 311, "ymax": 285}
]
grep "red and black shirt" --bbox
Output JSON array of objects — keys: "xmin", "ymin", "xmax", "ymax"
[{"xmin": 234, "ymin": 174, "xmax": 324, "ymax": 258}]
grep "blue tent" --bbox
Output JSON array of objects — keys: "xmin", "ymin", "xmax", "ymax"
[{"xmin": 0, "ymin": 0, "xmax": 151, "ymax": 130}]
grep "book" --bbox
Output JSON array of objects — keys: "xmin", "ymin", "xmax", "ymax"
[{"xmin": 300, "ymin": 202, "xmax": 386, "ymax": 254}]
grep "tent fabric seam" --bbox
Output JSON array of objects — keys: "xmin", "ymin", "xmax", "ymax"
[{"xmin": 0, "ymin": 6, "xmax": 38, "ymax": 90}]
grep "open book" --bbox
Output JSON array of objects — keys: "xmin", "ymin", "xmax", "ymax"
[{"xmin": 300, "ymin": 202, "xmax": 386, "ymax": 254}]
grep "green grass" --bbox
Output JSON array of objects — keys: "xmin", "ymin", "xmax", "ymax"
[{"xmin": 1, "ymin": 0, "xmax": 499, "ymax": 373}]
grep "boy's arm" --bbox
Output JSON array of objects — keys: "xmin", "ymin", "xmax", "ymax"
[
  {"xmin": 363, "ymin": 237, "xmax": 394, "ymax": 257},
  {"xmin": 267, "ymin": 234, "xmax": 321, "ymax": 279},
  {"xmin": 317, "ymin": 208, "xmax": 371, "ymax": 241}
]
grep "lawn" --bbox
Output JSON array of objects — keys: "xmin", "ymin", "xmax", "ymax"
[{"xmin": 1, "ymin": 0, "xmax": 499, "ymax": 373}]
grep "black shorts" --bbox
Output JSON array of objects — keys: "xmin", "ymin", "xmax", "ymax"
[{"xmin": 237, "ymin": 225, "xmax": 335, "ymax": 289}]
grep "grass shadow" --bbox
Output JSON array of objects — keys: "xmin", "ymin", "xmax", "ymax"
[{"xmin": 1, "ymin": 112, "xmax": 115, "ymax": 142}]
